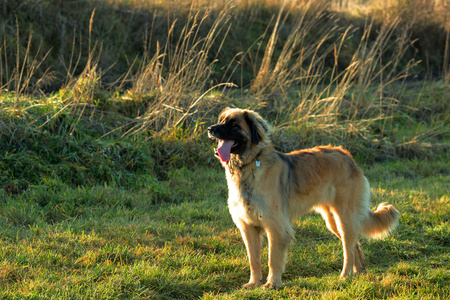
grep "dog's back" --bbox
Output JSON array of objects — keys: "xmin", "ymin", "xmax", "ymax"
[{"xmin": 283, "ymin": 145, "xmax": 398, "ymax": 237}]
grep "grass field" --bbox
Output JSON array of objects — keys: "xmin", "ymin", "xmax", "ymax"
[
  {"xmin": 0, "ymin": 149, "xmax": 449, "ymax": 299},
  {"xmin": 1, "ymin": 0, "xmax": 449, "ymax": 299}
]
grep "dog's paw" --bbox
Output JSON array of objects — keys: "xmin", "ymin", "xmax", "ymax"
[
  {"xmin": 353, "ymin": 266, "xmax": 366, "ymax": 275},
  {"xmin": 261, "ymin": 282, "xmax": 281, "ymax": 290},
  {"xmin": 339, "ymin": 269, "xmax": 355, "ymax": 280},
  {"xmin": 243, "ymin": 282, "xmax": 261, "ymax": 289}
]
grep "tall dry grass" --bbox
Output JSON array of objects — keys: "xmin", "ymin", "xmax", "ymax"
[
  {"xmin": 244, "ymin": 1, "xmax": 418, "ymax": 148},
  {"xmin": 336, "ymin": 0, "xmax": 450, "ymax": 80},
  {"xmin": 119, "ymin": 7, "xmax": 235, "ymax": 136},
  {"xmin": 0, "ymin": 20, "xmax": 53, "ymax": 113},
  {"xmin": 1, "ymin": 0, "xmax": 447, "ymax": 140},
  {"xmin": 32, "ymin": 7, "xmax": 233, "ymax": 137}
]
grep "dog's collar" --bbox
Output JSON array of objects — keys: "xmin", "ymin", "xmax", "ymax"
[
  {"xmin": 255, "ymin": 151, "xmax": 261, "ymax": 167},
  {"xmin": 238, "ymin": 150, "xmax": 262, "ymax": 170}
]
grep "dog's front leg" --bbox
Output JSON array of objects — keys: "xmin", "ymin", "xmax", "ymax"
[
  {"xmin": 263, "ymin": 224, "xmax": 292, "ymax": 289},
  {"xmin": 238, "ymin": 222, "xmax": 263, "ymax": 288}
]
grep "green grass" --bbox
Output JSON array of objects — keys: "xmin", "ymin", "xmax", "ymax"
[{"xmin": 0, "ymin": 159, "xmax": 448, "ymax": 299}]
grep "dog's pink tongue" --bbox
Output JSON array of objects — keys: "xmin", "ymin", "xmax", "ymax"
[{"xmin": 217, "ymin": 140, "xmax": 233, "ymax": 162}]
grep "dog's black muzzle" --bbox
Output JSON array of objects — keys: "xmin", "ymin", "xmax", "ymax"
[{"xmin": 207, "ymin": 125, "xmax": 219, "ymax": 139}]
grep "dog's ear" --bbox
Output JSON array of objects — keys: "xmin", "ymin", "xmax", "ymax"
[
  {"xmin": 244, "ymin": 112, "xmax": 261, "ymax": 145},
  {"xmin": 244, "ymin": 110, "xmax": 272, "ymax": 146},
  {"xmin": 244, "ymin": 110, "xmax": 272, "ymax": 145}
]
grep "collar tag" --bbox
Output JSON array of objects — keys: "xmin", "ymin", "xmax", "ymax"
[{"xmin": 256, "ymin": 160, "xmax": 261, "ymax": 167}]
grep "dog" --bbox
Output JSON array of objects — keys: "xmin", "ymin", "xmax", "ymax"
[{"xmin": 208, "ymin": 107, "xmax": 399, "ymax": 289}]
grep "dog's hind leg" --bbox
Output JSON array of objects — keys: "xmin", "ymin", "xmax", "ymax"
[
  {"xmin": 320, "ymin": 206, "xmax": 366, "ymax": 274},
  {"xmin": 239, "ymin": 222, "xmax": 264, "ymax": 288},
  {"xmin": 331, "ymin": 210, "xmax": 359, "ymax": 278},
  {"xmin": 354, "ymin": 242, "xmax": 366, "ymax": 274}
]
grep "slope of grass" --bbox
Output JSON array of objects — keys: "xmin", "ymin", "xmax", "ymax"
[{"xmin": 1, "ymin": 80, "xmax": 448, "ymax": 193}]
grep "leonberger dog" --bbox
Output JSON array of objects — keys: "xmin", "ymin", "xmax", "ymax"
[{"xmin": 208, "ymin": 108, "xmax": 399, "ymax": 289}]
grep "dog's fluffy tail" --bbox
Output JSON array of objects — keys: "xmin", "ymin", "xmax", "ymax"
[{"xmin": 360, "ymin": 202, "xmax": 400, "ymax": 239}]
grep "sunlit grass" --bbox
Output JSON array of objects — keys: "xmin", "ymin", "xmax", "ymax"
[{"xmin": 0, "ymin": 160, "xmax": 448, "ymax": 299}]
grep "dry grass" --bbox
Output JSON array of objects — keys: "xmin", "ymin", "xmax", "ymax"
[
  {"xmin": 124, "ymin": 7, "xmax": 234, "ymax": 135},
  {"xmin": 235, "ymin": 2, "xmax": 419, "ymax": 149},
  {"xmin": 0, "ymin": 0, "xmax": 448, "ymax": 139},
  {"xmin": 0, "ymin": 20, "xmax": 53, "ymax": 112}
]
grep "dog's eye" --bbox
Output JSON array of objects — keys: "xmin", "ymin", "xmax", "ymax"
[{"xmin": 231, "ymin": 121, "xmax": 239, "ymax": 128}]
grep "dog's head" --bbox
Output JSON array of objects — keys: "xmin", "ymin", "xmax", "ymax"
[{"xmin": 208, "ymin": 108, "xmax": 271, "ymax": 163}]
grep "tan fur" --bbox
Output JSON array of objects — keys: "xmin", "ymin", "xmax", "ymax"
[{"xmin": 208, "ymin": 108, "xmax": 400, "ymax": 289}]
